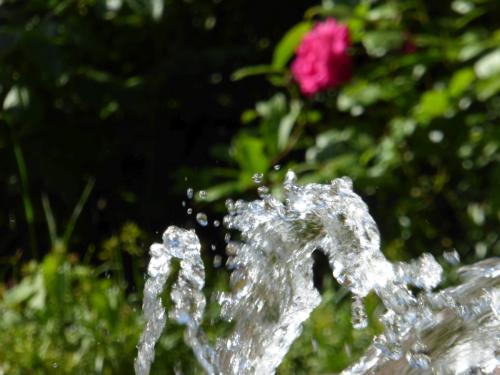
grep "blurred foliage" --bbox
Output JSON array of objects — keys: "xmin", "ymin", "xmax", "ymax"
[
  {"xmin": 0, "ymin": 248, "xmax": 206, "ymax": 374},
  {"xmin": 0, "ymin": 0, "xmax": 308, "ymax": 259},
  {"xmin": 0, "ymin": 252, "xmax": 141, "ymax": 374},
  {"xmin": 200, "ymin": 0, "xmax": 500, "ymax": 266},
  {"xmin": 3, "ymin": 0, "xmax": 500, "ymax": 373}
]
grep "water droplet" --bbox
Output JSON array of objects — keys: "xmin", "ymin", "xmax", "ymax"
[
  {"xmin": 224, "ymin": 233, "xmax": 231, "ymax": 243},
  {"xmin": 196, "ymin": 212, "xmax": 208, "ymax": 226},
  {"xmin": 198, "ymin": 190, "xmax": 207, "ymax": 200},
  {"xmin": 187, "ymin": 188, "xmax": 194, "ymax": 199},
  {"xmin": 52, "ymin": 363, "xmax": 59, "ymax": 369},
  {"xmin": 273, "ymin": 164, "xmax": 281, "ymax": 171},
  {"xmin": 187, "ymin": 208, "xmax": 193, "ymax": 215},
  {"xmin": 8, "ymin": 213, "xmax": 16, "ymax": 229},
  {"xmin": 443, "ymin": 249, "xmax": 460, "ymax": 265},
  {"xmin": 181, "ymin": 200, "xmax": 186, "ymax": 207},
  {"xmin": 213, "ymin": 255, "xmax": 222, "ymax": 268},
  {"xmin": 225, "ymin": 199, "xmax": 235, "ymax": 213},
  {"xmin": 213, "ymin": 220, "xmax": 220, "ymax": 227},
  {"xmin": 252, "ymin": 172, "xmax": 264, "ymax": 184},
  {"xmin": 211, "ymin": 244, "xmax": 216, "ymax": 251},
  {"xmin": 257, "ymin": 185, "xmax": 269, "ymax": 197},
  {"xmin": 284, "ymin": 170, "xmax": 297, "ymax": 184}
]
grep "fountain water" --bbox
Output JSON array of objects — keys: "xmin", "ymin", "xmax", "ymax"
[{"xmin": 135, "ymin": 172, "xmax": 500, "ymax": 374}]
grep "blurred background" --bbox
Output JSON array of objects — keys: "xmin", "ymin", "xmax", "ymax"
[{"xmin": 1, "ymin": 0, "xmax": 500, "ymax": 373}]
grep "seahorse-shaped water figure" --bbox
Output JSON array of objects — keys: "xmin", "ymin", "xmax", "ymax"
[{"xmin": 135, "ymin": 172, "xmax": 499, "ymax": 375}]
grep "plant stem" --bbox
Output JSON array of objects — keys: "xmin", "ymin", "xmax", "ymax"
[
  {"xmin": 12, "ymin": 138, "xmax": 38, "ymax": 258},
  {"xmin": 62, "ymin": 177, "xmax": 95, "ymax": 248}
]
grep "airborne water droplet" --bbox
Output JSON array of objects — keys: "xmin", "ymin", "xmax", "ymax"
[
  {"xmin": 198, "ymin": 190, "xmax": 207, "ymax": 200},
  {"xmin": 187, "ymin": 208, "xmax": 193, "ymax": 215},
  {"xmin": 186, "ymin": 188, "xmax": 194, "ymax": 199},
  {"xmin": 196, "ymin": 212, "xmax": 208, "ymax": 226},
  {"xmin": 213, "ymin": 220, "xmax": 220, "ymax": 227},
  {"xmin": 443, "ymin": 249, "xmax": 460, "ymax": 265},
  {"xmin": 213, "ymin": 255, "xmax": 222, "ymax": 268},
  {"xmin": 273, "ymin": 164, "xmax": 281, "ymax": 171},
  {"xmin": 257, "ymin": 185, "xmax": 269, "ymax": 197},
  {"xmin": 252, "ymin": 172, "xmax": 264, "ymax": 184}
]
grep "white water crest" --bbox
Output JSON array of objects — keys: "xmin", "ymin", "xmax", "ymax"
[{"xmin": 135, "ymin": 172, "xmax": 500, "ymax": 375}]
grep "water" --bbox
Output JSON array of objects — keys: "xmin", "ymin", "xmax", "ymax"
[
  {"xmin": 251, "ymin": 172, "xmax": 264, "ymax": 184},
  {"xmin": 443, "ymin": 249, "xmax": 460, "ymax": 265},
  {"xmin": 136, "ymin": 173, "xmax": 500, "ymax": 375},
  {"xmin": 196, "ymin": 212, "xmax": 208, "ymax": 226}
]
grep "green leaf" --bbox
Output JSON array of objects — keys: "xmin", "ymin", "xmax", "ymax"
[
  {"xmin": 278, "ymin": 100, "xmax": 302, "ymax": 151},
  {"xmin": 272, "ymin": 21, "xmax": 313, "ymax": 69},
  {"xmin": 414, "ymin": 89, "xmax": 450, "ymax": 124},
  {"xmin": 3, "ymin": 86, "xmax": 30, "ymax": 110},
  {"xmin": 203, "ymin": 181, "xmax": 243, "ymax": 202},
  {"xmin": 337, "ymin": 81, "xmax": 383, "ymax": 111},
  {"xmin": 62, "ymin": 178, "xmax": 95, "ymax": 246},
  {"xmin": 3, "ymin": 277, "xmax": 36, "ymax": 306},
  {"xmin": 231, "ymin": 65, "xmax": 282, "ymax": 81},
  {"xmin": 232, "ymin": 134, "xmax": 269, "ymax": 173},
  {"xmin": 476, "ymin": 73, "xmax": 500, "ymax": 101},
  {"xmin": 367, "ymin": 3, "xmax": 399, "ymax": 21},
  {"xmin": 241, "ymin": 109, "xmax": 258, "ymax": 124},
  {"xmin": 448, "ymin": 68, "xmax": 475, "ymax": 97},
  {"xmin": 362, "ymin": 30, "xmax": 403, "ymax": 57}
]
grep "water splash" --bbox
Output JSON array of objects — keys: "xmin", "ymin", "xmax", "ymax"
[
  {"xmin": 135, "ymin": 173, "xmax": 500, "ymax": 375},
  {"xmin": 134, "ymin": 227, "xmax": 214, "ymax": 374},
  {"xmin": 342, "ymin": 258, "xmax": 500, "ymax": 374}
]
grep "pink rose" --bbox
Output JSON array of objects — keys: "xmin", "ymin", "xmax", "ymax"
[{"xmin": 291, "ymin": 18, "xmax": 352, "ymax": 96}]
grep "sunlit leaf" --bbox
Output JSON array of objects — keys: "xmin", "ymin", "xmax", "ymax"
[
  {"xmin": 476, "ymin": 73, "xmax": 500, "ymax": 101},
  {"xmin": 233, "ymin": 134, "xmax": 269, "ymax": 173},
  {"xmin": 3, "ymin": 86, "xmax": 29, "ymax": 110},
  {"xmin": 474, "ymin": 49, "xmax": 500, "ymax": 79},
  {"xmin": 414, "ymin": 89, "xmax": 450, "ymax": 124},
  {"xmin": 362, "ymin": 30, "xmax": 403, "ymax": 57},
  {"xmin": 448, "ymin": 68, "xmax": 475, "ymax": 97},
  {"xmin": 278, "ymin": 100, "xmax": 302, "ymax": 151},
  {"xmin": 231, "ymin": 65, "xmax": 282, "ymax": 81},
  {"xmin": 203, "ymin": 181, "xmax": 243, "ymax": 202},
  {"xmin": 272, "ymin": 21, "xmax": 313, "ymax": 70}
]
